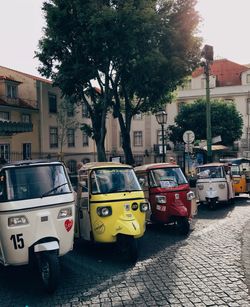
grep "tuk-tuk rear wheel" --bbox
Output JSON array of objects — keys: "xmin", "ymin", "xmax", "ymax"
[
  {"xmin": 176, "ymin": 217, "xmax": 190, "ymax": 235},
  {"xmin": 39, "ymin": 252, "xmax": 60, "ymax": 293},
  {"xmin": 117, "ymin": 234, "xmax": 138, "ymax": 263}
]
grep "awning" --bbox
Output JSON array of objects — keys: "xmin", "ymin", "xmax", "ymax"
[
  {"xmin": 0, "ymin": 120, "xmax": 33, "ymax": 135},
  {"xmin": 202, "ymin": 145, "xmax": 228, "ymax": 151}
]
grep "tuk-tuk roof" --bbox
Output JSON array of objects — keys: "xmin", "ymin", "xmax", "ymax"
[
  {"xmin": 79, "ymin": 162, "xmax": 132, "ymax": 171},
  {"xmin": 197, "ymin": 162, "xmax": 225, "ymax": 168},
  {"xmin": 220, "ymin": 158, "xmax": 250, "ymax": 165},
  {"xmin": 134, "ymin": 163, "xmax": 179, "ymax": 172},
  {"xmin": 0, "ymin": 159, "xmax": 62, "ymax": 169}
]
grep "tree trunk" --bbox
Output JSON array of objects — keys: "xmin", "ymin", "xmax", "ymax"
[
  {"xmin": 96, "ymin": 140, "xmax": 107, "ymax": 162},
  {"xmin": 122, "ymin": 134, "xmax": 135, "ymax": 165},
  {"xmin": 119, "ymin": 118, "xmax": 135, "ymax": 166},
  {"xmin": 92, "ymin": 110, "xmax": 107, "ymax": 162}
]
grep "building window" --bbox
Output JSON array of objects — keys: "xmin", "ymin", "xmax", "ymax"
[
  {"xmin": 177, "ymin": 101, "xmax": 185, "ymax": 113},
  {"xmin": 0, "ymin": 144, "xmax": 10, "ymax": 161},
  {"xmin": 67, "ymin": 160, "xmax": 77, "ymax": 174},
  {"xmin": 247, "ymin": 99, "xmax": 250, "ymax": 115},
  {"xmin": 0, "ymin": 111, "xmax": 10, "ymax": 121},
  {"xmin": 48, "ymin": 93, "xmax": 57, "ymax": 113},
  {"xmin": 83, "ymin": 131, "xmax": 89, "ymax": 146},
  {"xmin": 49, "ymin": 127, "xmax": 58, "ymax": 148},
  {"xmin": 67, "ymin": 104, "xmax": 74, "ymax": 117},
  {"xmin": 6, "ymin": 84, "xmax": 17, "ymax": 98},
  {"xmin": 247, "ymin": 74, "xmax": 250, "ymax": 84},
  {"xmin": 21, "ymin": 113, "xmax": 31, "ymax": 123},
  {"xmin": 82, "ymin": 103, "xmax": 90, "ymax": 118},
  {"xmin": 23, "ymin": 143, "xmax": 31, "ymax": 160},
  {"xmin": 133, "ymin": 131, "xmax": 143, "ymax": 147},
  {"xmin": 67, "ymin": 129, "xmax": 75, "ymax": 147},
  {"xmin": 133, "ymin": 113, "xmax": 142, "ymax": 120}
]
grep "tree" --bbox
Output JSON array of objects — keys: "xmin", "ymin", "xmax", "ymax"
[
  {"xmin": 36, "ymin": 0, "xmax": 201, "ymax": 163},
  {"xmin": 168, "ymin": 99, "xmax": 243, "ymax": 146}
]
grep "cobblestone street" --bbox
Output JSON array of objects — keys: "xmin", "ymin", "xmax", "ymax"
[{"xmin": 1, "ymin": 198, "xmax": 250, "ymax": 306}]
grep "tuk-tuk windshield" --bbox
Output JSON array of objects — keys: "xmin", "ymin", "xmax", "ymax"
[
  {"xmin": 1, "ymin": 164, "xmax": 71, "ymax": 201},
  {"xmin": 149, "ymin": 167, "xmax": 188, "ymax": 188},
  {"xmin": 90, "ymin": 168, "xmax": 141, "ymax": 194},
  {"xmin": 196, "ymin": 166, "xmax": 225, "ymax": 179},
  {"xmin": 231, "ymin": 165, "xmax": 241, "ymax": 176}
]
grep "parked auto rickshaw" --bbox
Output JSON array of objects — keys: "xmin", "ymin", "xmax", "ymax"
[
  {"xmin": 75, "ymin": 162, "xmax": 149, "ymax": 262},
  {"xmin": 195, "ymin": 162, "xmax": 235, "ymax": 208},
  {"xmin": 220, "ymin": 158, "xmax": 250, "ymax": 195},
  {"xmin": 0, "ymin": 160, "xmax": 75, "ymax": 293},
  {"xmin": 134, "ymin": 163, "xmax": 196, "ymax": 235}
]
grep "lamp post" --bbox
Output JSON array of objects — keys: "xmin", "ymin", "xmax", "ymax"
[
  {"xmin": 202, "ymin": 44, "xmax": 214, "ymax": 163},
  {"xmin": 156, "ymin": 110, "xmax": 168, "ymax": 162}
]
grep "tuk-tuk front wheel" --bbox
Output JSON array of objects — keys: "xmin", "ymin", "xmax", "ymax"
[
  {"xmin": 117, "ymin": 234, "xmax": 138, "ymax": 263},
  {"xmin": 38, "ymin": 252, "xmax": 60, "ymax": 293},
  {"xmin": 176, "ymin": 217, "xmax": 190, "ymax": 235}
]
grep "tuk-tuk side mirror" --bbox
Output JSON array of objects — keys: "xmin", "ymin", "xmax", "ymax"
[
  {"xmin": 79, "ymin": 181, "xmax": 88, "ymax": 192},
  {"xmin": 139, "ymin": 178, "xmax": 145, "ymax": 187}
]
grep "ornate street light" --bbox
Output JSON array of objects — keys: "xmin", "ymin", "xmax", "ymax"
[{"xmin": 155, "ymin": 110, "xmax": 168, "ymax": 162}]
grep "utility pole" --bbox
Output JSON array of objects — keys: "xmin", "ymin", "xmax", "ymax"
[
  {"xmin": 155, "ymin": 110, "xmax": 168, "ymax": 163},
  {"xmin": 202, "ymin": 45, "xmax": 214, "ymax": 163}
]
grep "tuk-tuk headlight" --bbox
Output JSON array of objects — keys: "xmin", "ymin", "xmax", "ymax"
[
  {"xmin": 140, "ymin": 202, "xmax": 150, "ymax": 212},
  {"xmin": 187, "ymin": 191, "xmax": 195, "ymax": 201},
  {"xmin": 58, "ymin": 207, "xmax": 72, "ymax": 219},
  {"xmin": 8, "ymin": 215, "xmax": 29, "ymax": 227},
  {"xmin": 155, "ymin": 195, "xmax": 166, "ymax": 204},
  {"xmin": 97, "ymin": 206, "xmax": 112, "ymax": 217},
  {"xmin": 197, "ymin": 184, "xmax": 204, "ymax": 190},
  {"xmin": 219, "ymin": 183, "xmax": 225, "ymax": 189},
  {"xmin": 131, "ymin": 202, "xmax": 138, "ymax": 211}
]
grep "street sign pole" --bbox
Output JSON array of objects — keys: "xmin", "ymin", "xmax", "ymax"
[{"xmin": 183, "ymin": 130, "xmax": 195, "ymax": 175}]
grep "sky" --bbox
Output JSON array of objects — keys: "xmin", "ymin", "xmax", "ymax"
[{"xmin": 0, "ymin": 0, "xmax": 250, "ymax": 77}]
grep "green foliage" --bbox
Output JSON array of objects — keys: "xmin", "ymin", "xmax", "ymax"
[
  {"xmin": 36, "ymin": 0, "xmax": 202, "ymax": 163},
  {"xmin": 168, "ymin": 99, "xmax": 243, "ymax": 146}
]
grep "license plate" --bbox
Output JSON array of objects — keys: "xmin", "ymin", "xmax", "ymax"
[{"xmin": 156, "ymin": 204, "xmax": 166, "ymax": 211}]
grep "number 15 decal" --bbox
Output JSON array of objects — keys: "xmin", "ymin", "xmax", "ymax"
[{"xmin": 10, "ymin": 233, "xmax": 24, "ymax": 249}]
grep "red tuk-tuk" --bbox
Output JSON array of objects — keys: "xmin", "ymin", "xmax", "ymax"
[{"xmin": 134, "ymin": 163, "xmax": 197, "ymax": 235}]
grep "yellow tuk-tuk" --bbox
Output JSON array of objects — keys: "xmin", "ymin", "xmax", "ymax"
[
  {"xmin": 75, "ymin": 162, "xmax": 149, "ymax": 262},
  {"xmin": 220, "ymin": 158, "xmax": 250, "ymax": 195}
]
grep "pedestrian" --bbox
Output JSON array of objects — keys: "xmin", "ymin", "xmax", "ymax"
[{"xmin": 169, "ymin": 157, "xmax": 176, "ymax": 164}]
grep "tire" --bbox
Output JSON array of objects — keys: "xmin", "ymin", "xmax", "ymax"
[
  {"xmin": 176, "ymin": 217, "xmax": 190, "ymax": 235},
  {"xmin": 208, "ymin": 201, "xmax": 216, "ymax": 210},
  {"xmin": 117, "ymin": 235, "xmax": 138, "ymax": 263},
  {"xmin": 39, "ymin": 252, "xmax": 60, "ymax": 293}
]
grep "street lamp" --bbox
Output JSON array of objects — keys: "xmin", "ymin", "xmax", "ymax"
[
  {"xmin": 156, "ymin": 110, "xmax": 168, "ymax": 162},
  {"xmin": 202, "ymin": 44, "xmax": 214, "ymax": 163}
]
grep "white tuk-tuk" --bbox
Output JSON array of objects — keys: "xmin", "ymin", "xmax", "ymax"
[
  {"xmin": 0, "ymin": 160, "xmax": 75, "ymax": 293},
  {"xmin": 195, "ymin": 162, "xmax": 235, "ymax": 209}
]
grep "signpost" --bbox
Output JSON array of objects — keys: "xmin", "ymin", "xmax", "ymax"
[{"xmin": 183, "ymin": 130, "xmax": 195, "ymax": 175}]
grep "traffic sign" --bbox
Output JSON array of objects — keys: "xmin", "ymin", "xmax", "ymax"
[{"xmin": 183, "ymin": 130, "xmax": 195, "ymax": 144}]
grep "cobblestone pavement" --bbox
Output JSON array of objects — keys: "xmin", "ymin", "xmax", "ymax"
[{"xmin": 1, "ymin": 198, "xmax": 250, "ymax": 306}]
